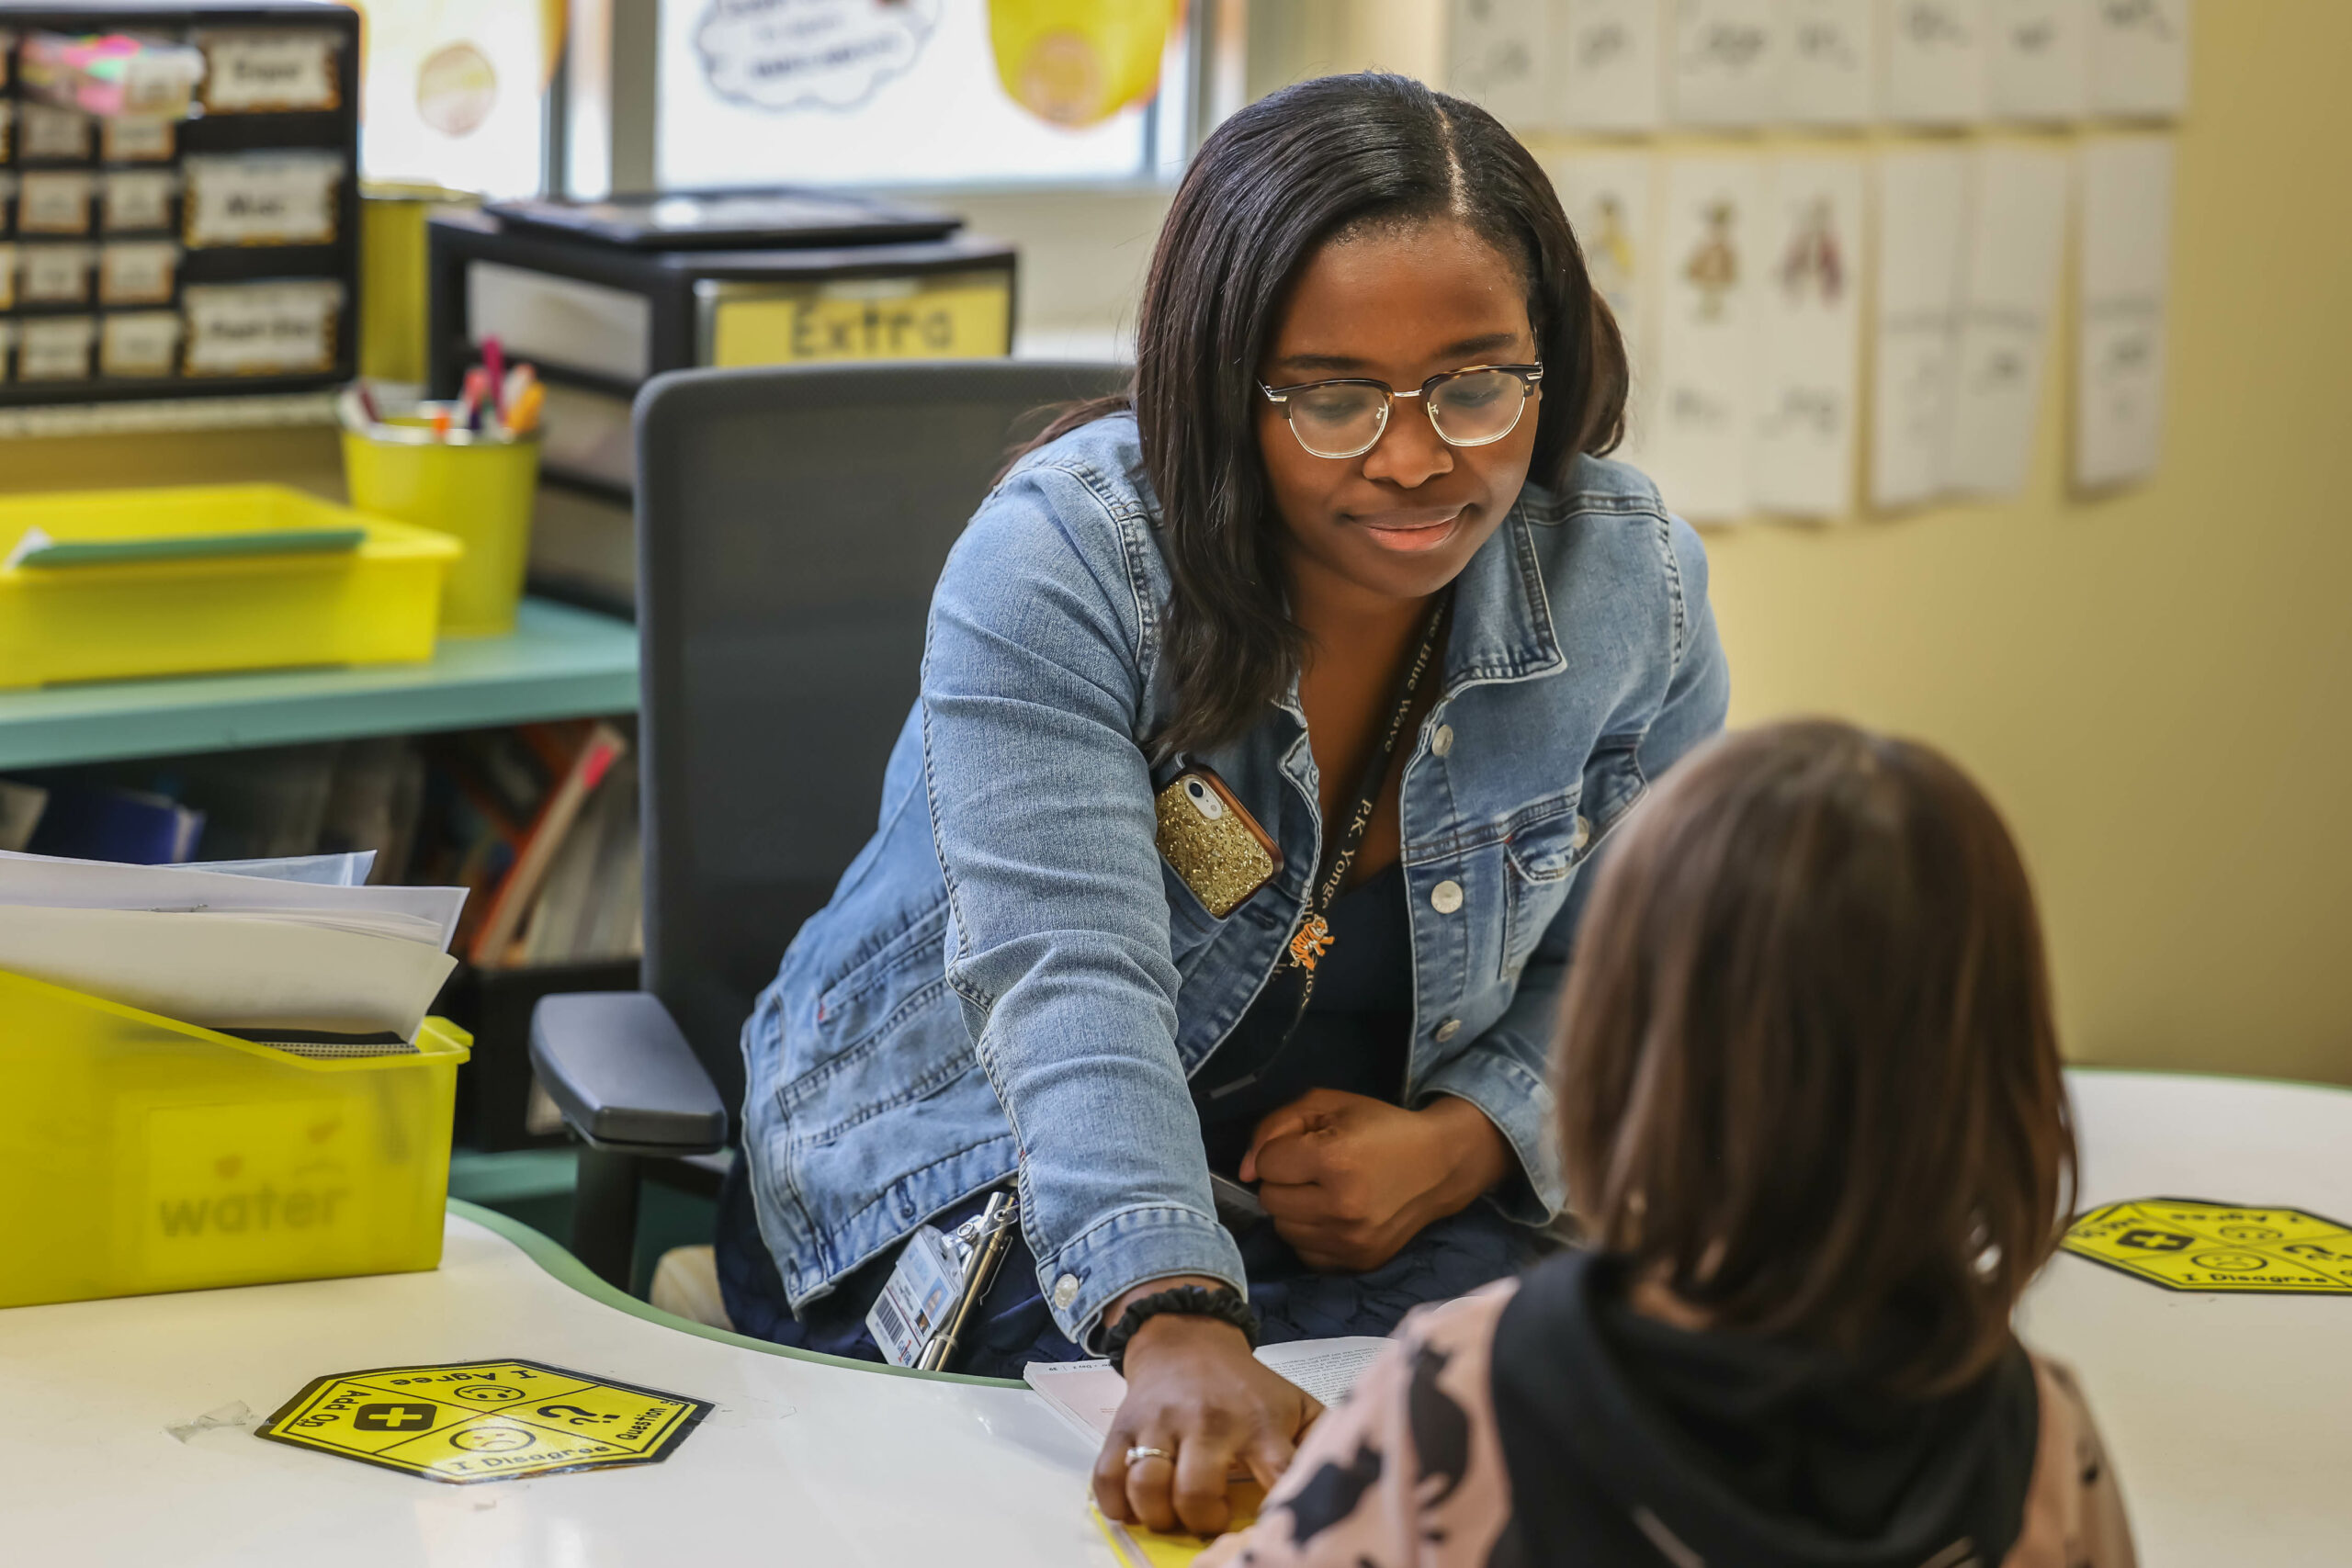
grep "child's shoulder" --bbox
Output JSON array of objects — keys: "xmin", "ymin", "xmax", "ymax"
[{"xmin": 2006, "ymin": 1353, "xmax": 2138, "ymax": 1568}]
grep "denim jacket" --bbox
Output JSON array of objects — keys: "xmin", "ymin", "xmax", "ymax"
[{"xmin": 739, "ymin": 412, "xmax": 1729, "ymax": 1347}]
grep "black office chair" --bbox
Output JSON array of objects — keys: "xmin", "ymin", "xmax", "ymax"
[{"xmin": 528, "ymin": 359, "xmax": 1130, "ymax": 1290}]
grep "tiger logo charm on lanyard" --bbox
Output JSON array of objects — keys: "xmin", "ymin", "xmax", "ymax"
[{"xmin": 1287, "ymin": 912, "xmax": 1334, "ymax": 972}]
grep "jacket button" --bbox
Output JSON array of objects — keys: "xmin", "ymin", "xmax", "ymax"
[
  {"xmin": 1052, "ymin": 1274, "xmax": 1080, "ymax": 1310},
  {"xmin": 1572, "ymin": 815, "xmax": 1592, "ymax": 852},
  {"xmin": 1433, "ymin": 1017, "xmax": 1462, "ymax": 1043},
  {"xmin": 1430, "ymin": 879, "xmax": 1464, "ymax": 914},
  {"xmin": 1431, "ymin": 724, "xmax": 1454, "ymax": 758}
]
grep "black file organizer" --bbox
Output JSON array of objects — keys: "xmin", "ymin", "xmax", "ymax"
[
  {"xmin": 0, "ymin": 1, "xmax": 360, "ymax": 405},
  {"xmin": 424, "ymin": 195, "xmax": 1017, "ymax": 616}
]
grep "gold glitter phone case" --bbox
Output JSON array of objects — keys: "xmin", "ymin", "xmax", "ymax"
[{"xmin": 1154, "ymin": 765, "xmax": 1282, "ymax": 919}]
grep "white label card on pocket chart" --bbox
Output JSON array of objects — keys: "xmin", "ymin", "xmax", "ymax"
[
  {"xmin": 1648, "ymin": 157, "xmax": 1760, "ymax": 523},
  {"xmin": 1883, "ymin": 0, "xmax": 1990, "ymax": 126},
  {"xmin": 17, "ymin": 171, "xmax": 93, "ymax": 235},
  {"xmin": 18, "ymin": 316, "xmax": 96, "ymax": 380},
  {"xmin": 104, "ymin": 171, "xmax": 179, "ymax": 232},
  {"xmin": 0, "ymin": 243, "xmax": 15, "ymax": 311},
  {"xmin": 20, "ymin": 243, "xmax": 95, "ymax": 305},
  {"xmin": 1988, "ymin": 0, "xmax": 2088, "ymax": 121},
  {"xmin": 101, "ymin": 311, "xmax": 184, "ymax": 378},
  {"xmin": 1671, "ymin": 0, "xmax": 1781, "ymax": 128},
  {"xmin": 102, "ymin": 114, "xmax": 177, "ymax": 163},
  {"xmin": 183, "ymin": 152, "xmax": 343, "ymax": 248},
  {"xmin": 1551, "ymin": 0, "xmax": 1663, "ymax": 132},
  {"xmin": 1780, "ymin": 0, "xmax": 1875, "ymax": 125},
  {"xmin": 100, "ymin": 241, "xmax": 182, "ymax": 306},
  {"xmin": 2088, "ymin": 0, "xmax": 2189, "ymax": 118},
  {"xmin": 2075, "ymin": 137, "xmax": 2174, "ymax": 489},
  {"xmin": 183, "ymin": 280, "xmax": 345, "ymax": 376},
  {"xmin": 1947, "ymin": 144, "xmax": 2068, "ymax": 499},
  {"xmin": 19, "ymin": 102, "xmax": 90, "ymax": 161},
  {"xmin": 1871, "ymin": 146, "xmax": 1970, "ymax": 509},
  {"xmin": 1547, "ymin": 153, "xmax": 1657, "ymax": 457},
  {"xmin": 1752, "ymin": 155, "xmax": 1864, "ymax": 518},
  {"xmin": 1448, "ymin": 0, "xmax": 1550, "ymax": 128},
  {"xmin": 199, "ymin": 30, "xmax": 341, "ymax": 112}
]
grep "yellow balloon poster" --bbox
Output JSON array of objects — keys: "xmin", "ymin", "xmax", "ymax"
[{"xmin": 989, "ymin": 0, "xmax": 1180, "ymax": 129}]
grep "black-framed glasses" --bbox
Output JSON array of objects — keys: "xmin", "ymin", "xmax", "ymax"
[{"xmin": 1259, "ymin": 363, "xmax": 1544, "ymax": 460}]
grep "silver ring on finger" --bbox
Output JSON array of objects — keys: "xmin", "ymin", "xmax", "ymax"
[{"xmin": 1125, "ymin": 1445, "xmax": 1174, "ymax": 1467}]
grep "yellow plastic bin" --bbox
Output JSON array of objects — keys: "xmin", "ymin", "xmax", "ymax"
[
  {"xmin": 343, "ymin": 414, "xmax": 541, "ymax": 637},
  {"xmin": 0, "ymin": 969, "xmax": 470, "ymax": 1310},
  {"xmin": 0, "ymin": 485, "xmax": 462, "ymax": 690}
]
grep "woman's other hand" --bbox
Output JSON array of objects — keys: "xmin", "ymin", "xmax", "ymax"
[
  {"xmin": 1240, "ymin": 1089, "xmax": 1510, "ymax": 1272},
  {"xmin": 1093, "ymin": 1278, "xmax": 1324, "ymax": 1538}
]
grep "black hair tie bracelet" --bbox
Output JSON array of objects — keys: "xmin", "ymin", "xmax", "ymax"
[{"xmin": 1103, "ymin": 1284, "xmax": 1261, "ymax": 1375}]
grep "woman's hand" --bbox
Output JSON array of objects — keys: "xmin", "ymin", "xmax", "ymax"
[
  {"xmin": 1093, "ymin": 1277, "xmax": 1324, "ymax": 1538},
  {"xmin": 1240, "ymin": 1089, "xmax": 1510, "ymax": 1272}
]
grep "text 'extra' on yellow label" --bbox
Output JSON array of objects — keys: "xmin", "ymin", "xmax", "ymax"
[{"xmin": 708, "ymin": 272, "xmax": 1012, "ymax": 367}]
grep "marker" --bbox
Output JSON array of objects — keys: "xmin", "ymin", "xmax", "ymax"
[
  {"xmin": 429, "ymin": 407, "xmax": 453, "ymax": 437},
  {"xmin": 353, "ymin": 381, "xmax": 381, "ymax": 427},
  {"xmin": 507, "ymin": 381, "xmax": 546, "ymax": 436},
  {"xmin": 458, "ymin": 367, "xmax": 491, "ymax": 434},
  {"xmin": 481, "ymin": 336, "xmax": 506, "ymax": 417}
]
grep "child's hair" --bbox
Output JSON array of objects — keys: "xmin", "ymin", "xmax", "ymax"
[{"xmin": 1555, "ymin": 719, "xmax": 2076, "ymax": 1393}]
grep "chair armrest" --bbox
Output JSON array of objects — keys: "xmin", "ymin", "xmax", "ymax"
[{"xmin": 528, "ymin": 991, "xmax": 728, "ymax": 1156}]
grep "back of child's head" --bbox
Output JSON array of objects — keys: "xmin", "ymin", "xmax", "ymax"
[{"xmin": 1556, "ymin": 718, "xmax": 2076, "ymax": 1393}]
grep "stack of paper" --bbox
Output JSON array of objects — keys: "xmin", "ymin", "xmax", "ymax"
[{"xmin": 0, "ymin": 849, "xmax": 466, "ymax": 1053}]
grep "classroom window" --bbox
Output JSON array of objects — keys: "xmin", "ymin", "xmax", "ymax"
[{"xmin": 653, "ymin": 0, "xmax": 1194, "ymax": 191}]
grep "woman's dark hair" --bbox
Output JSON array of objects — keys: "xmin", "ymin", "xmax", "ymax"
[
  {"xmin": 1555, "ymin": 720, "xmax": 2077, "ymax": 1395},
  {"xmin": 1017, "ymin": 73, "xmax": 1628, "ymax": 758}
]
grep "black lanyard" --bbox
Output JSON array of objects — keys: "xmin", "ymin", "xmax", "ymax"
[{"xmin": 1195, "ymin": 587, "xmax": 1453, "ymax": 1107}]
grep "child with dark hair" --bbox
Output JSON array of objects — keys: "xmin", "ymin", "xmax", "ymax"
[{"xmin": 1204, "ymin": 719, "xmax": 2136, "ymax": 1568}]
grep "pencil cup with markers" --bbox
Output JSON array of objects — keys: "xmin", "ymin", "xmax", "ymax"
[{"xmin": 338, "ymin": 357, "xmax": 544, "ymax": 637}]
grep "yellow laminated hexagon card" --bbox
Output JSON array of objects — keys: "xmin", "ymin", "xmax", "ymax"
[
  {"xmin": 257, "ymin": 1359, "xmax": 711, "ymax": 1483},
  {"xmin": 2063, "ymin": 1198, "xmax": 2352, "ymax": 1294}
]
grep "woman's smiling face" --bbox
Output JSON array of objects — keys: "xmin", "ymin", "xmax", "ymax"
[{"xmin": 1257, "ymin": 217, "xmax": 1542, "ymax": 608}]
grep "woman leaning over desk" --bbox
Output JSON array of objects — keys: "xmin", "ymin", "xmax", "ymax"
[{"xmin": 716, "ymin": 73, "xmax": 1730, "ymax": 1533}]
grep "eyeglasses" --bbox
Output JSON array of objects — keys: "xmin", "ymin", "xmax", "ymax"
[{"xmin": 1259, "ymin": 364, "xmax": 1544, "ymax": 460}]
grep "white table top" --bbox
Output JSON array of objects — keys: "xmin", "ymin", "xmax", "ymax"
[{"xmin": 5, "ymin": 1068, "xmax": 2348, "ymax": 1566}]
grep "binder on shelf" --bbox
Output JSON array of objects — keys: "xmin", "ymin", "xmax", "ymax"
[{"xmin": 425, "ymin": 190, "xmax": 1017, "ymax": 615}]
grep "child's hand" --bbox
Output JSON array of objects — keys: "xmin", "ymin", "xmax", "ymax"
[{"xmin": 1240, "ymin": 1089, "xmax": 1510, "ymax": 1272}]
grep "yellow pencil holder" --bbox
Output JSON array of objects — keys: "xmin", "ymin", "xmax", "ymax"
[{"xmin": 343, "ymin": 414, "xmax": 540, "ymax": 637}]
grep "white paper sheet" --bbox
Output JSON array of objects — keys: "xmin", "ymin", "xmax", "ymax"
[
  {"xmin": 1947, "ymin": 144, "xmax": 2069, "ymax": 498},
  {"xmin": 1871, "ymin": 146, "xmax": 1970, "ymax": 508},
  {"xmin": 2088, "ymin": 0, "xmax": 2189, "ymax": 118},
  {"xmin": 0, "ymin": 851, "xmax": 462, "ymax": 948},
  {"xmin": 1550, "ymin": 0, "xmax": 1664, "ymax": 131},
  {"xmin": 2075, "ymin": 136, "xmax": 2174, "ymax": 489},
  {"xmin": 1448, "ymin": 0, "xmax": 1550, "ymax": 127},
  {"xmin": 1548, "ymin": 152, "xmax": 1658, "ymax": 459},
  {"xmin": 1988, "ymin": 0, "xmax": 2088, "ymax": 121},
  {"xmin": 0, "ymin": 905, "xmax": 457, "ymax": 1036},
  {"xmin": 1648, "ymin": 157, "xmax": 1761, "ymax": 521},
  {"xmin": 1023, "ymin": 1338, "xmax": 1391, "ymax": 1448},
  {"xmin": 1753, "ymin": 154, "xmax": 1865, "ymax": 517},
  {"xmin": 1883, "ymin": 0, "xmax": 1990, "ymax": 125},
  {"xmin": 1779, "ymin": 0, "xmax": 1876, "ymax": 125},
  {"xmin": 1670, "ymin": 0, "xmax": 1781, "ymax": 128}
]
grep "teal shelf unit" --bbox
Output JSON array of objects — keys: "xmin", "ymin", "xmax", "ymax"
[{"xmin": 0, "ymin": 598, "xmax": 639, "ymax": 770}]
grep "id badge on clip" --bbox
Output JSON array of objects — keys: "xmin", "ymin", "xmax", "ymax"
[{"xmin": 867, "ymin": 1224, "xmax": 964, "ymax": 1368}]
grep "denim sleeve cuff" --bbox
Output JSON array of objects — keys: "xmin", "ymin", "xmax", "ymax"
[
  {"xmin": 1418, "ymin": 1051, "xmax": 1565, "ymax": 1227},
  {"xmin": 1035, "ymin": 1201, "xmax": 1248, "ymax": 1348}
]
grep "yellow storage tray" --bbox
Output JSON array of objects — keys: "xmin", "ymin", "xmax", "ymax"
[
  {"xmin": 0, "ymin": 484, "xmax": 462, "ymax": 690},
  {"xmin": 0, "ymin": 969, "xmax": 470, "ymax": 1310}
]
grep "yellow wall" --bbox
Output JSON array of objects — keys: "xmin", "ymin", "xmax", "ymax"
[{"xmin": 1529, "ymin": 7, "xmax": 2350, "ymax": 1088}]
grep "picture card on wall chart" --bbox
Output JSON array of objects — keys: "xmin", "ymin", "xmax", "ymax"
[
  {"xmin": 1648, "ymin": 157, "xmax": 1760, "ymax": 522},
  {"xmin": 1551, "ymin": 0, "xmax": 1664, "ymax": 132},
  {"xmin": 1548, "ymin": 153, "xmax": 1657, "ymax": 457},
  {"xmin": 1871, "ymin": 145, "xmax": 1970, "ymax": 509},
  {"xmin": 1988, "ymin": 0, "xmax": 2088, "ymax": 121},
  {"xmin": 1752, "ymin": 154, "xmax": 1864, "ymax": 517},
  {"xmin": 2088, "ymin": 0, "xmax": 2189, "ymax": 118},
  {"xmin": 1448, "ymin": 0, "xmax": 1549, "ymax": 127},
  {"xmin": 2075, "ymin": 137, "xmax": 2174, "ymax": 489},
  {"xmin": 1947, "ymin": 144, "xmax": 2069, "ymax": 498},
  {"xmin": 1883, "ymin": 0, "xmax": 1989, "ymax": 126},
  {"xmin": 1670, "ymin": 0, "xmax": 1781, "ymax": 128},
  {"xmin": 1779, "ymin": 0, "xmax": 1876, "ymax": 126}
]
